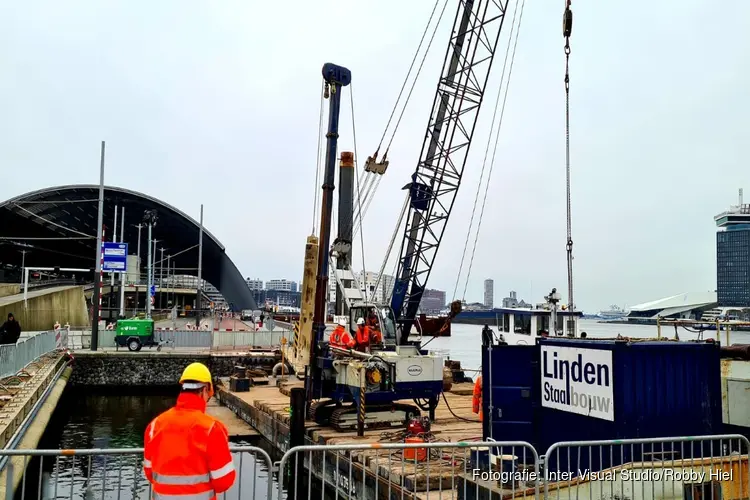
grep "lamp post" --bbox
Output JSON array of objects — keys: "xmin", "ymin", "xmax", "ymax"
[{"xmin": 142, "ymin": 210, "xmax": 158, "ymax": 318}]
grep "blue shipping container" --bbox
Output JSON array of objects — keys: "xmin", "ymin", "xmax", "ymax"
[{"xmin": 483, "ymin": 338, "xmax": 722, "ymax": 473}]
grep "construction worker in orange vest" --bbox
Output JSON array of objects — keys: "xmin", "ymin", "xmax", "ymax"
[
  {"xmin": 355, "ymin": 318, "xmax": 372, "ymax": 352},
  {"xmin": 329, "ymin": 319, "xmax": 355, "ymax": 349},
  {"xmin": 472, "ymin": 374, "xmax": 483, "ymax": 422},
  {"xmin": 366, "ymin": 313, "xmax": 384, "ymax": 346},
  {"xmin": 143, "ymin": 362, "xmax": 236, "ymax": 499}
]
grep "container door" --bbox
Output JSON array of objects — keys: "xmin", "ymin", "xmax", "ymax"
[{"xmin": 483, "ymin": 344, "xmax": 538, "ymax": 446}]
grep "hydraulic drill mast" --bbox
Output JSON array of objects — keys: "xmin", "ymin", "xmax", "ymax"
[
  {"xmin": 390, "ymin": 0, "xmax": 511, "ymax": 343},
  {"xmin": 306, "ymin": 63, "xmax": 352, "ymax": 408}
]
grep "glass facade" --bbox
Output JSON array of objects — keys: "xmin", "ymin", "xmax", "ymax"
[{"xmin": 717, "ymin": 228, "xmax": 750, "ymax": 306}]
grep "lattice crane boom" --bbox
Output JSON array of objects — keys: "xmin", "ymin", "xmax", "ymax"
[{"xmin": 390, "ymin": 0, "xmax": 512, "ymax": 343}]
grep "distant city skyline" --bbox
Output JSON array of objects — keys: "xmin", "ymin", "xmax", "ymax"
[{"xmin": 483, "ymin": 279, "xmax": 494, "ymax": 308}]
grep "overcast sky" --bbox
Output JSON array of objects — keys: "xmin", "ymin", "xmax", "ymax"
[{"xmin": 2, "ymin": 1, "xmax": 749, "ymax": 313}]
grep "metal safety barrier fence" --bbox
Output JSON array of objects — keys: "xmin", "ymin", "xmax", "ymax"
[
  {"xmin": 279, "ymin": 435, "xmax": 750, "ymax": 499},
  {"xmin": 212, "ymin": 329, "xmax": 291, "ymax": 350},
  {"xmin": 543, "ymin": 434, "xmax": 750, "ymax": 500},
  {"xmin": 0, "ymin": 446, "xmax": 276, "ymax": 500},
  {"xmin": 58, "ymin": 328, "xmax": 293, "ymax": 351},
  {"xmin": 0, "ymin": 331, "xmax": 58, "ymax": 379},
  {"xmin": 1, "ymin": 435, "xmax": 747, "ymax": 499},
  {"xmin": 277, "ymin": 441, "xmax": 540, "ymax": 499}
]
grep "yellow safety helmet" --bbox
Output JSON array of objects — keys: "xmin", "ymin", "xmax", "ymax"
[{"xmin": 179, "ymin": 362, "xmax": 214, "ymax": 396}]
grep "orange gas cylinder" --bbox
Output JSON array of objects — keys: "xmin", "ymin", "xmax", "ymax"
[{"xmin": 403, "ymin": 437, "xmax": 427, "ymax": 462}]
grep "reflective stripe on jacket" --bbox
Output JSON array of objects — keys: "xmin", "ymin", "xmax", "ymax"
[
  {"xmin": 472, "ymin": 375, "xmax": 483, "ymax": 422},
  {"xmin": 143, "ymin": 393, "xmax": 236, "ymax": 499}
]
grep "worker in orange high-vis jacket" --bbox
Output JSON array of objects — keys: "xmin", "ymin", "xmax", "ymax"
[
  {"xmin": 472, "ymin": 374, "xmax": 483, "ymax": 422},
  {"xmin": 329, "ymin": 319, "xmax": 355, "ymax": 349},
  {"xmin": 355, "ymin": 318, "xmax": 372, "ymax": 352},
  {"xmin": 143, "ymin": 362, "xmax": 236, "ymax": 499}
]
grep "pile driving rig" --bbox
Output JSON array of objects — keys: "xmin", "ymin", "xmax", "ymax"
[{"xmin": 290, "ymin": 0, "xmax": 512, "ymax": 434}]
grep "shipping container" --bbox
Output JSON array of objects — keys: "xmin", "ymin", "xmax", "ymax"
[{"xmin": 483, "ymin": 338, "xmax": 723, "ymax": 473}]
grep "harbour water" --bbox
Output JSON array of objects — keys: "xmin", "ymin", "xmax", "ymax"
[
  {"xmin": 427, "ymin": 319, "xmax": 750, "ymax": 375},
  {"xmin": 32, "ymin": 388, "xmax": 281, "ymax": 499}
]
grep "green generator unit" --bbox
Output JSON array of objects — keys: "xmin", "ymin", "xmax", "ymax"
[{"xmin": 115, "ymin": 318, "xmax": 156, "ymax": 351}]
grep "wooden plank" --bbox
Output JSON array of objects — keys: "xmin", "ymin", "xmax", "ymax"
[{"xmin": 207, "ymin": 400, "xmax": 259, "ymax": 438}]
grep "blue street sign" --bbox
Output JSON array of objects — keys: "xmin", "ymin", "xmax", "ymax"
[
  {"xmin": 102, "ymin": 243, "xmax": 128, "ymax": 273},
  {"xmin": 150, "ymin": 285, "xmax": 156, "ymax": 297}
]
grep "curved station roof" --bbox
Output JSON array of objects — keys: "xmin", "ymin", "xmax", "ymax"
[{"xmin": 0, "ymin": 184, "xmax": 256, "ymax": 310}]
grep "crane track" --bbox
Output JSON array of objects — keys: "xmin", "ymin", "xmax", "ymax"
[
  {"xmin": 309, "ymin": 399, "xmax": 337, "ymax": 426},
  {"xmin": 329, "ymin": 403, "xmax": 421, "ymax": 432}
]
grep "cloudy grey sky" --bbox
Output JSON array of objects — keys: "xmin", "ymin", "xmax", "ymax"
[{"xmin": 2, "ymin": 0, "xmax": 749, "ymax": 313}]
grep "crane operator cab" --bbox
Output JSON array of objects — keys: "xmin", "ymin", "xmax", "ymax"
[{"xmin": 348, "ymin": 303, "xmax": 397, "ymax": 348}]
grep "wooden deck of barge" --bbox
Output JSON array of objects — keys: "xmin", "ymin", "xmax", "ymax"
[{"xmin": 215, "ymin": 377, "xmax": 519, "ymax": 497}]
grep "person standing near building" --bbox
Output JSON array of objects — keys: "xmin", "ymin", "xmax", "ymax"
[
  {"xmin": 143, "ymin": 362, "xmax": 236, "ymax": 499},
  {"xmin": 0, "ymin": 313, "xmax": 21, "ymax": 344}
]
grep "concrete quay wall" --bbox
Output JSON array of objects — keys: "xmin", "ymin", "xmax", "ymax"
[
  {"xmin": 0, "ymin": 285, "xmax": 20, "ymax": 298},
  {"xmin": 0, "ymin": 286, "xmax": 89, "ymax": 331},
  {"xmin": 68, "ymin": 351, "xmax": 280, "ymax": 386}
]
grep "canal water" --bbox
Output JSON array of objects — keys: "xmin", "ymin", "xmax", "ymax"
[{"xmin": 28, "ymin": 387, "xmax": 285, "ymax": 499}]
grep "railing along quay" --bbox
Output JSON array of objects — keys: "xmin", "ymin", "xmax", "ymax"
[
  {"xmin": 1, "ymin": 435, "xmax": 747, "ymax": 500},
  {"xmin": 52, "ymin": 327, "xmax": 293, "ymax": 351},
  {"xmin": 0, "ymin": 331, "xmax": 58, "ymax": 379}
]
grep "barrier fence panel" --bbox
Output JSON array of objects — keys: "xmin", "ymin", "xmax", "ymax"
[
  {"xmin": 0, "ymin": 331, "xmax": 58, "ymax": 378},
  {"xmin": 63, "ymin": 330, "xmax": 116, "ymax": 349},
  {"xmin": 212, "ymin": 329, "xmax": 292, "ymax": 350},
  {"xmin": 0, "ymin": 446, "xmax": 276, "ymax": 500},
  {"xmin": 62, "ymin": 329, "xmax": 294, "ymax": 351},
  {"xmin": 154, "ymin": 330, "xmax": 212, "ymax": 349},
  {"xmin": 542, "ymin": 434, "xmax": 750, "ymax": 500},
  {"xmin": 277, "ymin": 441, "xmax": 539, "ymax": 500}
]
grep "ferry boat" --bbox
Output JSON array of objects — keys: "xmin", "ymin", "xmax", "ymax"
[
  {"xmin": 598, "ymin": 304, "xmax": 628, "ymax": 320},
  {"xmin": 473, "ymin": 288, "xmax": 584, "ymax": 344}
]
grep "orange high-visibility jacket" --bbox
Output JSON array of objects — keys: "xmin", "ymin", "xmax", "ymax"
[
  {"xmin": 472, "ymin": 375, "xmax": 483, "ymax": 422},
  {"xmin": 143, "ymin": 392, "xmax": 237, "ymax": 500},
  {"xmin": 369, "ymin": 328, "xmax": 383, "ymax": 344},
  {"xmin": 329, "ymin": 325, "xmax": 344, "ymax": 345},
  {"xmin": 330, "ymin": 325, "xmax": 355, "ymax": 349},
  {"xmin": 356, "ymin": 326, "xmax": 371, "ymax": 349}
]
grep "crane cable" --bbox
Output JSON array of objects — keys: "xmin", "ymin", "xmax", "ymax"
[
  {"xmin": 350, "ymin": 85, "xmax": 368, "ymax": 290},
  {"xmin": 352, "ymin": 0, "xmax": 450, "ymax": 236},
  {"xmin": 369, "ymin": 193, "xmax": 409, "ymax": 303},
  {"xmin": 460, "ymin": 0, "xmax": 526, "ymax": 301},
  {"xmin": 374, "ymin": 0, "xmax": 449, "ymax": 156},
  {"xmin": 452, "ymin": 0, "xmax": 526, "ymax": 301},
  {"xmin": 311, "ymin": 81, "xmax": 326, "ymax": 234},
  {"xmin": 352, "ymin": 176, "xmax": 383, "ymax": 237},
  {"xmin": 563, "ymin": 0, "xmax": 574, "ymax": 310},
  {"xmin": 452, "ymin": 0, "xmax": 521, "ymax": 301},
  {"xmin": 381, "ymin": 0, "xmax": 450, "ymax": 155}
]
